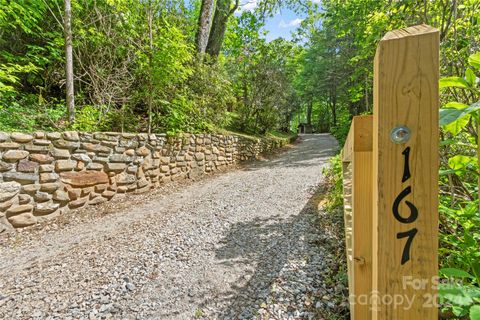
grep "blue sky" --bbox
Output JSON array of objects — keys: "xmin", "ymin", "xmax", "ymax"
[
  {"xmin": 263, "ymin": 8, "xmax": 304, "ymax": 41},
  {"xmin": 237, "ymin": 0, "xmax": 308, "ymax": 42}
]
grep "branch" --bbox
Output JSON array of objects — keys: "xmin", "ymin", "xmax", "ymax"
[
  {"xmin": 229, "ymin": 0, "xmax": 240, "ymax": 16},
  {"xmin": 41, "ymin": 0, "xmax": 64, "ymax": 31}
]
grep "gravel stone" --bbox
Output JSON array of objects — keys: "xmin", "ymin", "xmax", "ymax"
[{"xmin": 0, "ymin": 135, "xmax": 346, "ymax": 320}]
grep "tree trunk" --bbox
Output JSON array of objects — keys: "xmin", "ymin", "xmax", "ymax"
[
  {"xmin": 206, "ymin": 0, "xmax": 239, "ymax": 58},
  {"xmin": 64, "ymin": 0, "xmax": 75, "ymax": 123},
  {"xmin": 329, "ymin": 87, "xmax": 337, "ymax": 126},
  {"xmin": 306, "ymin": 100, "xmax": 312, "ymax": 125},
  {"xmin": 364, "ymin": 73, "xmax": 370, "ymax": 112},
  {"xmin": 331, "ymin": 72, "xmax": 337, "ymax": 126},
  {"xmin": 195, "ymin": 0, "xmax": 215, "ymax": 54},
  {"xmin": 331, "ymin": 94, "xmax": 337, "ymax": 126},
  {"xmin": 147, "ymin": 1, "xmax": 154, "ymax": 134}
]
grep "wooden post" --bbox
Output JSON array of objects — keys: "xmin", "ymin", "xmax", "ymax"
[
  {"xmin": 372, "ymin": 24, "xmax": 439, "ymax": 319},
  {"xmin": 342, "ymin": 115, "xmax": 373, "ymax": 320}
]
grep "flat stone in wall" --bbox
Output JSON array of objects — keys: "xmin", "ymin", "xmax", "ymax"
[{"xmin": 0, "ymin": 131, "xmax": 291, "ymax": 231}]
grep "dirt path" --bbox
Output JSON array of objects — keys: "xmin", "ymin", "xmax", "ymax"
[{"xmin": 0, "ymin": 134, "xmax": 344, "ymax": 320}]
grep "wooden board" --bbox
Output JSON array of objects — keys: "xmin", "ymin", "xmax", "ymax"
[
  {"xmin": 372, "ymin": 24, "xmax": 439, "ymax": 319},
  {"xmin": 342, "ymin": 116, "xmax": 373, "ymax": 320},
  {"xmin": 352, "ymin": 150, "xmax": 373, "ymax": 319},
  {"xmin": 342, "ymin": 116, "xmax": 373, "ymax": 162}
]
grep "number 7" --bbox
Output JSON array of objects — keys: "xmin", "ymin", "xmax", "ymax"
[{"xmin": 397, "ymin": 228, "xmax": 418, "ymax": 265}]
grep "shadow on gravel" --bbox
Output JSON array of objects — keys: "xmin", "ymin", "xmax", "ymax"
[
  {"xmin": 203, "ymin": 184, "xmax": 349, "ymax": 319},
  {"xmin": 243, "ymin": 134, "xmax": 339, "ymax": 171}
]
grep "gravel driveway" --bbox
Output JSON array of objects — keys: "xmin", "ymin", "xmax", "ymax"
[{"xmin": 0, "ymin": 134, "xmax": 343, "ymax": 320}]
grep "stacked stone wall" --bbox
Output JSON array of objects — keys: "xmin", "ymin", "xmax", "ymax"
[{"xmin": 0, "ymin": 131, "xmax": 292, "ymax": 230}]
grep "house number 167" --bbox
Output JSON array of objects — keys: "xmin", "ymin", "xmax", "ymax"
[{"xmin": 393, "ymin": 147, "xmax": 418, "ymax": 265}]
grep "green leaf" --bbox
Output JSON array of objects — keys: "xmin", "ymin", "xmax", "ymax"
[
  {"xmin": 440, "ymin": 169, "xmax": 457, "ymax": 176},
  {"xmin": 448, "ymin": 155, "xmax": 477, "ymax": 171},
  {"xmin": 444, "ymin": 115, "xmax": 469, "ymax": 135},
  {"xmin": 445, "ymin": 101, "xmax": 471, "ymax": 110},
  {"xmin": 440, "ymin": 108, "xmax": 467, "ymax": 126},
  {"xmin": 466, "ymin": 69, "xmax": 477, "ymax": 87},
  {"xmin": 453, "ymin": 305, "xmax": 468, "ymax": 317},
  {"xmin": 440, "ymin": 139, "xmax": 456, "ymax": 146},
  {"xmin": 439, "ymin": 284, "xmax": 474, "ymax": 306},
  {"xmin": 440, "ymin": 76, "xmax": 470, "ymax": 89},
  {"xmin": 469, "ymin": 52, "xmax": 480, "ymax": 69},
  {"xmin": 441, "ymin": 268, "xmax": 474, "ymax": 279},
  {"xmin": 471, "ymin": 305, "xmax": 480, "ymax": 320},
  {"xmin": 440, "ymin": 102, "xmax": 480, "ymax": 126},
  {"xmin": 472, "ymin": 260, "xmax": 480, "ymax": 285},
  {"xmin": 465, "ymin": 230, "xmax": 477, "ymax": 247}
]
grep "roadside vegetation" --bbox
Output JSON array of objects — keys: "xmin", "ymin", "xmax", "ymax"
[{"xmin": 315, "ymin": 1, "xmax": 480, "ymax": 318}]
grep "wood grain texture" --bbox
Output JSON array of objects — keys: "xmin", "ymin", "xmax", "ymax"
[
  {"xmin": 372, "ymin": 24, "xmax": 439, "ymax": 319},
  {"xmin": 342, "ymin": 116, "xmax": 373, "ymax": 320},
  {"xmin": 352, "ymin": 150, "xmax": 373, "ymax": 320},
  {"xmin": 342, "ymin": 116, "xmax": 373, "ymax": 162}
]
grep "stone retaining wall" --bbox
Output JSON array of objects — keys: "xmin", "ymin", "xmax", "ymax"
[{"xmin": 0, "ymin": 131, "xmax": 292, "ymax": 231}]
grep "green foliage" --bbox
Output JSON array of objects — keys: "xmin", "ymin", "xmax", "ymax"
[
  {"xmin": 224, "ymin": 12, "xmax": 301, "ymax": 134},
  {"xmin": 0, "ymin": 63, "xmax": 39, "ymax": 92},
  {"xmin": 267, "ymin": 130, "xmax": 298, "ymax": 143},
  {"xmin": 469, "ymin": 53, "xmax": 480, "ymax": 70},
  {"xmin": 431, "ymin": 51, "xmax": 480, "ymax": 319},
  {"xmin": 182, "ymin": 58, "xmax": 235, "ymax": 130},
  {"xmin": 438, "ymin": 262, "xmax": 480, "ymax": 318},
  {"xmin": 0, "ymin": 0, "xmax": 240, "ymax": 134},
  {"xmin": 71, "ymin": 105, "xmax": 102, "ymax": 132},
  {"xmin": 322, "ymin": 154, "xmax": 344, "ymax": 211},
  {"xmin": 330, "ymin": 112, "xmax": 352, "ymax": 146},
  {"xmin": 440, "ymin": 77, "xmax": 471, "ymax": 90},
  {"xmin": 70, "ymin": 105, "xmax": 134, "ymax": 132},
  {"xmin": 438, "ymin": 282, "xmax": 480, "ymax": 318},
  {"xmin": 439, "ymin": 201, "xmax": 480, "ymax": 271},
  {"xmin": 160, "ymin": 95, "xmax": 198, "ymax": 135},
  {"xmin": 0, "ymin": 0, "xmax": 305, "ymax": 135},
  {"xmin": 0, "ymin": 0, "xmax": 64, "ymax": 99},
  {"xmin": 0, "ymin": 95, "xmax": 65, "ymax": 132}
]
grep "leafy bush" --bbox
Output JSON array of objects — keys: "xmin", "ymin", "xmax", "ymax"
[
  {"xmin": 437, "ymin": 52, "xmax": 480, "ymax": 319},
  {"xmin": 71, "ymin": 105, "xmax": 103, "ymax": 132},
  {"xmin": 322, "ymin": 154, "xmax": 344, "ymax": 211},
  {"xmin": 330, "ymin": 113, "xmax": 352, "ymax": 146},
  {"xmin": 0, "ymin": 94, "xmax": 66, "ymax": 132}
]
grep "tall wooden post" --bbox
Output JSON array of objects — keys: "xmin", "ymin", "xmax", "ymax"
[
  {"xmin": 372, "ymin": 24, "xmax": 439, "ymax": 319},
  {"xmin": 342, "ymin": 116, "xmax": 373, "ymax": 320}
]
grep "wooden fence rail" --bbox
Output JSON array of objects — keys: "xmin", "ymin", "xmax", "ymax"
[{"xmin": 341, "ymin": 24, "xmax": 439, "ymax": 320}]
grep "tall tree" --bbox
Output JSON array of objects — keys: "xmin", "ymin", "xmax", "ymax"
[
  {"xmin": 147, "ymin": 0, "xmax": 154, "ymax": 134},
  {"xmin": 206, "ymin": 0, "xmax": 239, "ymax": 58},
  {"xmin": 195, "ymin": 0, "xmax": 215, "ymax": 54},
  {"xmin": 64, "ymin": 0, "xmax": 75, "ymax": 122}
]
